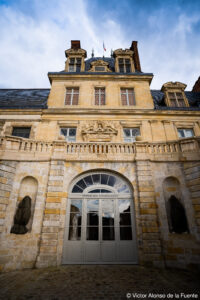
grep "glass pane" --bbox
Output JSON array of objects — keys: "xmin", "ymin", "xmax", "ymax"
[
  {"xmin": 87, "ymin": 227, "xmax": 98, "ymax": 240},
  {"xmin": 132, "ymin": 128, "xmax": 140, "ymax": 136},
  {"xmin": 178, "ymin": 129, "xmax": 184, "ymax": 138},
  {"xmin": 170, "ymin": 99, "xmax": 176, "ymax": 107},
  {"xmin": 69, "ymin": 65, "xmax": 75, "ymax": 72},
  {"xmin": 87, "ymin": 199, "xmax": 99, "ymax": 212},
  {"xmin": 102, "ymin": 212, "xmax": 114, "ymax": 226},
  {"xmin": 120, "ymin": 227, "xmax": 132, "ymax": 240},
  {"xmin": 115, "ymin": 178, "xmax": 129, "ymax": 193},
  {"xmin": 72, "ymin": 185, "xmax": 83, "ymax": 193},
  {"xmin": 101, "ymin": 174, "xmax": 109, "ymax": 185},
  {"xmin": 124, "ymin": 129, "xmax": 131, "ymax": 137},
  {"xmin": 89, "ymin": 189, "xmax": 101, "ymax": 193},
  {"xmin": 60, "ymin": 128, "xmax": 68, "ymax": 136},
  {"xmin": 178, "ymin": 99, "xmax": 186, "ymax": 107},
  {"xmin": 119, "ymin": 213, "xmax": 131, "ymax": 226},
  {"xmin": 87, "ymin": 212, "xmax": 99, "ymax": 226},
  {"xmin": 84, "ymin": 175, "xmax": 93, "ymax": 186},
  {"xmin": 70, "ymin": 200, "xmax": 82, "ymax": 213},
  {"xmin": 76, "ymin": 179, "xmax": 87, "ymax": 190},
  {"xmin": 119, "ymin": 199, "xmax": 131, "ymax": 213},
  {"xmin": 185, "ymin": 129, "xmax": 194, "ymax": 137},
  {"xmin": 101, "ymin": 189, "xmax": 111, "ymax": 193},
  {"xmin": 68, "ymin": 226, "xmax": 81, "ymax": 240},
  {"xmin": 69, "ymin": 213, "xmax": 82, "ymax": 226},
  {"xmin": 103, "ymin": 227, "xmax": 115, "ymax": 240},
  {"xmin": 12, "ymin": 127, "xmax": 31, "ymax": 138},
  {"xmin": 69, "ymin": 128, "xmax": 76, "ymax": 136},
  {"xmin": 102, "ymin": 199, "xmax": 114, "ymax": 212},
  {"xmin": 108, "ymin": 175, "xmax": 116, "ymax": 187}
]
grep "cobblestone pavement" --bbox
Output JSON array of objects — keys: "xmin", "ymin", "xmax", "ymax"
[{"xmin": 0, "ymin": 265, "xmax": 199, "ymax": 300}]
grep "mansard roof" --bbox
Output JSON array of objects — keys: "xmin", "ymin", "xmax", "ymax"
[
  {"xmin": 151, "ymin": 90, "xmax": 200, "ymax": 110},
  {"xmin": 0, "ymin": 89, "xmax": 49, "ymax": 109},
  {"xmin": 0, "ymin": 88, "xmax": 199, "ymax": 110}
]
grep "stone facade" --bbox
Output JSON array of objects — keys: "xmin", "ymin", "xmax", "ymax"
[{"xmin": 0, "ymin": 40, "xmax": 200, "ymax": 272}]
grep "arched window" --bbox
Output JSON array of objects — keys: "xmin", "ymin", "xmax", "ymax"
[{"xmin": 71, "ymin": 173, "xmax": 131, "ymax": 194}]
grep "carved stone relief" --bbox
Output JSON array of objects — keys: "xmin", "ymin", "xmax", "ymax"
[{"xmin": 81, "ymin": 121, "xmax": 118, "ymax": 142}]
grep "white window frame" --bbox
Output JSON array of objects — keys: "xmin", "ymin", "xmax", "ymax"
[
  {"xmin": 177, "ymin": 128, "xmax": 194, "ymax": 139},
  {"xmin": 123, "ymin": 128, "xmax": 140, "ymax": 142},
  {"xmin": 94, "ymin": 87, "xmax": 106, "ymax": 105},
  {"xmin": 121, "ymin": 88, "xmax": 135, "ymax": 106},
  {"xmin": 65, "ymin": 88, "xmax": 79, "ymax": 105},
  {"xmin": 60, "ymin": 127, "xmax": 77, "ymax": 142}
]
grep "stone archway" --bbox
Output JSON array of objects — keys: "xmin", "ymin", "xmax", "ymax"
[{"xmin": 62, "ymin": 171, "xmax": 138, "ymax": 264}]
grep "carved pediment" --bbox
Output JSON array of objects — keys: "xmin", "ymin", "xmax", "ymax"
[
  {"xmin": 89, "ymin": 60, "xmax": 112, "ymax": 72},
  {"xmin": 81, "ymin": 121, "xmax": 118, "ymax": 142},
  {"xmin": 161, "ymin": 81, "xmax": 187, "ymax": 92},
  {"xmin": 65, "ymin": 48, "xmax": 87, "ymax": 58},
  {"xmin": 113, "ymin": 49, "xmax": 133, "ymax": 57}
]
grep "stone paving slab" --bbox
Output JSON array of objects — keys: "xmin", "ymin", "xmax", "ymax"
[{"xmin": 0, "ymin": 265, "xmax": 199, "ymax": 300}]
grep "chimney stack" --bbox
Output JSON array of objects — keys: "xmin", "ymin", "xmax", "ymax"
[
  {"xmin": 71, "ymin": 40, "xmax": 81, "ymax": 49},
  {"xmin": 130, "ymin": 41, "xmax": 141, "ymax": 72}
]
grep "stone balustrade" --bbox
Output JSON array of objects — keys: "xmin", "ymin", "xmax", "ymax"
[{"xmin": 0, "ymin": 135, "xmax": 199, "ymax": 162}]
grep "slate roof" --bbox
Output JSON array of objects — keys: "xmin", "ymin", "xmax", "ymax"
[
  {"xmin": 0, "ymin": 88, "xmax": 199, "ymax": 111},
  {"xmin": 0, "ymin": 89, "xmax": 49, "ymax": 109},
  {"xmin": 151, "ymin": 90, "xmax": 200, "ymax": 110}
]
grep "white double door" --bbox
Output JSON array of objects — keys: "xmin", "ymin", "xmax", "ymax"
[{"xmin": 62, "ymin": 195, "xmax": 138, "ymax": 264}]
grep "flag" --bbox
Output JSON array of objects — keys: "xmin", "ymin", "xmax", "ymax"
[{"xmin": 103, "ymin": 42, "xmax": 106, "ymax": 51}]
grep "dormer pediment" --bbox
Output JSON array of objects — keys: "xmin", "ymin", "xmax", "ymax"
[
  {"xmin": 89, "ymin": 60, "xmax": 112, "ymax": 72},
  {"xmin": 161, "ymin": 82, "xmax": 187, "ymax": 92},
  {"xmin": 65, "ymin": 48, "xmax": 87, "ymax": 58},
  {"xmin": 113, "ymin": 49, "xmax": 133, "ymax": 57}
]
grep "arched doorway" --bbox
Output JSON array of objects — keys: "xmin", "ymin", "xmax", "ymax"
[{"xmin": 62, "ymin": 171, "xmax": 138, "ymax": 264}]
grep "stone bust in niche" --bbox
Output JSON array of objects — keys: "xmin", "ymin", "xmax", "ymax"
[{"xmin": 10, "ymin": 196, "xmax": 31, "ymax": 234}]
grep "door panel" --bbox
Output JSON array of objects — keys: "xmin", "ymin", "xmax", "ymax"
[{"xmin": 62, "ymin": 195, "xmax": 137, "ymax": 264}]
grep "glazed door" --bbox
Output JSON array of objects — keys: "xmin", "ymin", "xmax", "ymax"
[{"xmin": 62, "ymin": 195, "xmax": 137, "ymax": 263}]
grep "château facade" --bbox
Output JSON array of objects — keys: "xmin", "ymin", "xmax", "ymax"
[{"xmin": 0, "ymin": 40, "xmax": 200, "ymax": 271}]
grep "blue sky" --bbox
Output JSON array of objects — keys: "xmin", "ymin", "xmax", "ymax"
[{"xmin": 0, "ymin": 0, "xmax": 200, "ymax": 89}]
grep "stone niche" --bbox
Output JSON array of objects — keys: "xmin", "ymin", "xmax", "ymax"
[{"xmin": 81, "ymin": 121, "xmax": 118, "ymax": 142}]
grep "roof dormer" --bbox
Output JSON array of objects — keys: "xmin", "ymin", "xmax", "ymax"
[
  {"xmin": 88, "ymin": 59, "xmax": 112, "ymax": 72},
  {"xmin": 65, "ymin": 40, "xmax": 87, "ymax": 72},
  {"xmin": 161, "ymin": 82, "xmax": 189, "ymax": 108},
  {"xmin": 113, "ymin": 48, "xmax": 135, "ymax": 73}
]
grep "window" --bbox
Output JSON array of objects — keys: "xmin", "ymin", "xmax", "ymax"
[
  {"xmin": 95, "ymin": 87, "xmax": 105, "ymax": 105},
  {"xmin": 65, "ymin": 88, "xmax": 79, "ymax": 105},
  {"xmin": 12, "ymin": 127, "xmax": 31, "ymax": 138},
  {"xmin": 177, "ymin": 128, "xmax": 194, "ymax": 138},
  {"xmin": 123, "ymin": 128, "xmax": 140, "ymax": 142},
  {"xmin": 118, "ymin": 58, "xmax": 131, "ymax": 73},
  {"xmin": 121, "ymin": 88, "xmax": 135, "ymax": 106},
  {"xmin": 60, "ymin": 128, "xmax": 76, "ymax": 142},
  {"xmin": 168, "ymin": 92, "xmax": 186, "ymax": 107},
  {"xmin": 68, "ymin": 57, "xmax": 81, "ymax": 72}
]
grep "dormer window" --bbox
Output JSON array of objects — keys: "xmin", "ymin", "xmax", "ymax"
[
  {"xmin": 168, "ymin": 92, "xmax": 186, "ymax": 107},
  {"xmin": 118, "ymin": 58, "xmax": 131, "ymax": 73},
  {"xmin": 69, "ymin": 57, "xmax": 81, "ymax": 72},
  {"xmin": 161, "ymin": 82, "xmax": 189, "ymax": 108}
]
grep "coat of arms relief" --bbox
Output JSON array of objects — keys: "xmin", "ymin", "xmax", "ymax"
[{"xmin": 81, "ymin": 121, "xmax": 118, "ymax": 142}]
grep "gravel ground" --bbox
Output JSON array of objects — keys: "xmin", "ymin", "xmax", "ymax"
[{"xmin": 0, "ymin": 265, "xmax": 199, "ymax": 300}]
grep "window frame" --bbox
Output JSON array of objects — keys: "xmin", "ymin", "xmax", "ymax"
[
  {"xmin": 12, "ymin": 126, "xmax": 31, "ymax": 139},
  {"xmin": 65, "ymin": 87, "xmax": 79, "ymax": 105},
  {"xmin": 120, "ymin": 88, "xmax": 135, "ymax": 106},
  {"xmin": 68, "ymin": 57, "xmax": 82, "ymax": 72},
  {"xmin": 118, "ymin": 58, "xmax": 131, "ymax": 73},
  {"xmin": 60, "ymin": 127, "xmax": 77, "ymax": 142},
  {"xmin": 94, "ymin": 87, "xmax": 106, "ymax": 105},
  {"xmin": 177, "ymin": 128, "xmax": 194, "ymax": 139},
  {"xmin": 123, "ymin": 127, "xmax": 140, "ymax": 142}
]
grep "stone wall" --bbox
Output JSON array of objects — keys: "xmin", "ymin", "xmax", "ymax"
[{"xmin": 0, "ymin": 161, "xmax": 49, "ymax": 272}]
